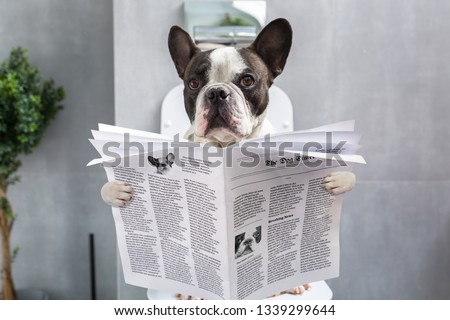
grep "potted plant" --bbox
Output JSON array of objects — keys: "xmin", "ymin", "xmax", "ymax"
[{"xmin": 0, "ymin": 47, "xmax": 64, "ymax": 299}]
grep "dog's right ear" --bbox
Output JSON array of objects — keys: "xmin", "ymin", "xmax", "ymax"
[
  {"xmin": 168, "ymin": 26, "xmax": 200, "ymax": 78},
  {"xmin": 148, "ymin": 156, "xmax": 160, "ymax": 167}
]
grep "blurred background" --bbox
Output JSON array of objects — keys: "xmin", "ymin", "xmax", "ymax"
[{"xmin": 1, "ymin": 0, "xmax": 449, "ymax": 299}]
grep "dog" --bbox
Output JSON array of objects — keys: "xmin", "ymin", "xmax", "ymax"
[
  {"xmin": 148, "ymin": 153, "xmax": 175, "ymax": 175},
  {"xmin": 235, "ymin": 226, "xmax": 262, "ymax": 259},
  {"xmin": 101, "ymin": 18, "xmax": 356, "ymax": 298}
]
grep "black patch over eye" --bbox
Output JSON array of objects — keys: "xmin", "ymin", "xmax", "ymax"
[
  {"xmin": 240, "ymin": 75, "xmax": 255, "ymax": 87},
  {"xmin": 188, "ymin": 79, "xmax": 200, "ymax": 90}
]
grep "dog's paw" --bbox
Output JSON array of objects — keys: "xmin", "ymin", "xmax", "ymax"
[
  {"xmin": 101, "ymin": 181, "xmax": 133, "ymax": 207},
  {"xmin": 323, "ymin": 171, "xmax": 356, "ymax": 195},
  {"xmin": 176, "ymin": 293, "xmax": 203, "ymax": 300},
  {"xmin": 272, "ymin": 284, "xmax": 312, "ymax": 297}
]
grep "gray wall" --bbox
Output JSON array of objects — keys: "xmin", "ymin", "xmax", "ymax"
[
  {"xmin": 114, "ymin": 0, "xmax": 450, "ymax": 299},
  {"xmin": 1, "ymin": 0, "xmax": 448, "ymax": 300},
  {"xmin": 0, "ymin": 0, "xmax": 116, "ymax": 299}
]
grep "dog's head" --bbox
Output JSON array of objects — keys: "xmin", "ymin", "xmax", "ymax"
[
  {"xmin": 234, "ymin": 226, "xmax": 262, "ymax": 258},
  {"xmin": 148, "ymin": 153, "xmax": 175, "ymax": 175},
  {"xmin": 168, "ymin": 18, "xmax": 292, "ymax": 146}
]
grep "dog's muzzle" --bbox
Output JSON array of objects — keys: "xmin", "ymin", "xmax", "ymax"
[{"xmin": 195, "ymin": 83, "xmax": 254, "ymax": 142}]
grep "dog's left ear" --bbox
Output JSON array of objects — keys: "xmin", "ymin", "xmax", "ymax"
[
  {"xmin": 166, "ymin": 153, "xmax": 175, "ymax": 167},
  {"xmin": 168, "ymin": 26, "xmax": 200, "ymax": 78},
  {"xmin": 249, "ymin": 18, "xmax": 293, "ymax": 78}
]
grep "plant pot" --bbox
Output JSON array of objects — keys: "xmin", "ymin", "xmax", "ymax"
[{"xmin": 16, "ymin": 288, "xmax": 49, "ymax": 300}]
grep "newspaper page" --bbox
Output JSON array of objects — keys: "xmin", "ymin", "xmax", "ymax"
[
  {"xmin": 103, "ymin": 146, "xmax": 233, "ymax": 300},
  {"xmin": 88, "ymin": 121, "xmax": 365, "ymax": 300},
  {"xmin": 224, "ymin": 148, "xmax": 351, "ymax": 299}
]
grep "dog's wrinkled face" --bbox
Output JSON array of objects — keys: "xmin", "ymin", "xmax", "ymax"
[
  {"xmin": 168, "ymin": 19, "xmax": 292, "ymax": 146},
  {"xmin": 186, "ymin": 48, "xmax": 270, "ymax": 145}
]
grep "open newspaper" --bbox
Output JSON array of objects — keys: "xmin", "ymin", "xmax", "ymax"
[{"xmin": 88, "ymin": 120, "xmax": 365, "ymax": 300}]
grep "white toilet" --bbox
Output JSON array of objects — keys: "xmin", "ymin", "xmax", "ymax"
[{"xmin": 146, "ymin": 84, "xmax": 333, "ymax": 300}]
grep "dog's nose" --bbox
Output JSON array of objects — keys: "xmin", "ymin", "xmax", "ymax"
[{"xmin": 207, "ymin": 87, "xmax": 230, "ymax": 103}]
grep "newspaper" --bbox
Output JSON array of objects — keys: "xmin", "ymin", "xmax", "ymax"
[{"xmin": 88, "ymin": 121, "xmax": 365, "ymax": 300}]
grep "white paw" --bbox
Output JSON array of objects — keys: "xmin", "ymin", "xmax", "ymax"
[
  {"xmin": 323, "ymin": 171, "xmax": 356, "ymax": 195},
  {"xmin": 101, "ymin": 181, "xmax": 133, "ymax": 207}
]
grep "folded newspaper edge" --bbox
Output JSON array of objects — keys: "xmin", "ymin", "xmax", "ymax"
[{"xmin": 88, "ymin": 120, "xmax": 366, "ymax": 166}]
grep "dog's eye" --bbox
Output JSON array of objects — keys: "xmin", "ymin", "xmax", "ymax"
[
  {"xmin": 188, "ymin": 79, "xmax": 200, "ymax": 90},
  {"xmin": 240, "ymin": 75, "xmax": 255, "ymax": 87}
]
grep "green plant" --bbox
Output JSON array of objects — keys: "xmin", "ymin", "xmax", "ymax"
[{"xmin": 0, "ymin": 47, "xmax": 64, "ymax": 299}]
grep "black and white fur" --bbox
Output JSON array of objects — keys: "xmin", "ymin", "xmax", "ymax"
[
  {"xmin": 235, "ymin": 226, "xmax": 262, "ymax": 259},
  {"xmin": 101, "ymin": 18, "xmax": 356, "ymax": 298},
  {"xmin": 148, "ymin": 153, "xmax": 175, "ymax": 175}
]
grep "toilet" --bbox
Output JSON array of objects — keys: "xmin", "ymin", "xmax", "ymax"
[{"xmin": 144, "ymin": 84, "xmax": 333, "ymax": 300}]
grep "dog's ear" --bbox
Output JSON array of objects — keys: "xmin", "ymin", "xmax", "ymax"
[
  {"xmin": 168, "ymin": 26, "xmax": 200, "ymax": 78},
  {"xmin": 148, "ymin": 156, "xmax": 160, "ymax": 167},
  {"xmin": 249, "ymin": 18, "xmax": 292, "ymax": 78},
  {"xmin": 166, "ymin": 153, "xmax": 175, "ymax": 167}
]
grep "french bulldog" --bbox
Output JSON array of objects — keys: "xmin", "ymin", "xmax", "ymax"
[
  {"xmin": 148, "ymin": 153, "xmax": 175, "ymax": 175},
  {"xmin": 235, "ymin": 226, "xmax": 262, "ymax": 259},
  {"xmin": 101, "ymin": 18, "xmax": 356, "ymax": 298}
]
